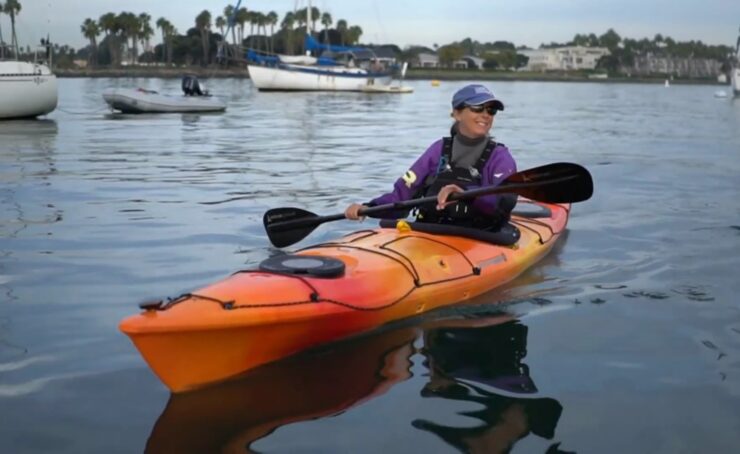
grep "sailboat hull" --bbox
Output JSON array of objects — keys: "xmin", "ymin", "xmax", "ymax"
[
  {"xmin": 0, "ymin": 61, "xmax": 57, "ymax": 119},
  {"xmin": 248, "ymin": 63, "xmax": 392, "ymax": 91}
]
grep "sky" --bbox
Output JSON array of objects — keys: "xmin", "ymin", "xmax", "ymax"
[{"xmin": 3, "ymin": 0, "xmax": 739, "ymax": 51}]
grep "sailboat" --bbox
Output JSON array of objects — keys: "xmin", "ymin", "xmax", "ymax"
[
  {"xmin": 0, "ymin": 43, "xmax": 57, "ymax": 120},
  {"xmin": 246, "ymin": 5, "xmax": 395, "ymax": 91}
]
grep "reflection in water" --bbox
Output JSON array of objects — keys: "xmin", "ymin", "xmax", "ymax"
[
  {"xmin": 145, "ymin": 313, "xmax": 569, "ymax": 453},
  {"xmin": 0, "ymin": 119, "xmax": 60, "ymax": 305},
  {"xmin": 145, "ymin": 323, "xmax": 418, "ymax": 453},
  {"xmin": 415, "ymin": 320, "xmax": 566, "ymax": 453}
]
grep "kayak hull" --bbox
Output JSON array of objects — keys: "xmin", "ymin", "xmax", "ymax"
[{"xmin": 120, "ymin": 200, "xmax": 569, "ymax": 392}]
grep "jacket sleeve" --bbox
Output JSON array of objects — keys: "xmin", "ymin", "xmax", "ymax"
[
  {"xmin": 366, "ymin": 139, "xmax": 443, "ymax": 219},
  {"xmin": 470, "ymin": 144, "xmax": 517, "ymax": 216}
]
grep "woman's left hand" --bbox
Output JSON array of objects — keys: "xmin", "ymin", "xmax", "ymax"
[{"xmin": 436, "ymin": 184, "xmax": 464, "ymax": 210}]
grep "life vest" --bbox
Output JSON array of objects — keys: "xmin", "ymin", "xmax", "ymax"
[{"xmin": 415, "ymin": 137, "xmax": 499, "ymax": 228}]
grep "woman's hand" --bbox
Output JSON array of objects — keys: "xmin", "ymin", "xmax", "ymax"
[
  {"xmin": 344, "ymin": 203, "xmax": 366, "ymax": 221},
  {"xmin": 436, "ymin": 184, "xmax": 464, "ymax": 210}
]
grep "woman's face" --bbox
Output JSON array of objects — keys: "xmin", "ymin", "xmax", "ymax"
[{"xmin": 452, "ymin": 104, "xmax": 497, "ymax": 138}]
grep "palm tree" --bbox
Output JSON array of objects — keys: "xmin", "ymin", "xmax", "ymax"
[
  {"xmin": 310, "ymin": 7, "xmax": 320, "ymax": 33},
  {"xmin": 195, "ymin": 10, "xmax": 212, "ymax": 65},
  {"xmin": 4, "ymin": 0, "xmax": 21, "ymax": 57},
  {"xmin": 223, "ymin": 5, "xmax": 237, "ymax": 45},
  {"xmin": 235, "ymin": 7, "xmax": 248, "ymax": 44},
  {"xmin": 215, "ymin": 16, "xmax": 226, "ymax": 37},
  {"xmin": 320, "ymin": 12, "xmax": 332, "ymax": 44},
  {"xmin": 347, "ymin": 25, "xmax": 363, "ymax": 45},
  {"xmin": 155, "ymin": 17, "xmax": 168, "ymax": 62},
  {"xmin": 336, "ymin": 19, "xmax": 348, "ymax": 46},
  {"xmin": 281, "ymin": 12, "xmax": 296, "ymax": 54},
  {"xmin": 164, "ymin": 22, "xmax": 177, "ymax": 66},
  {"xmin": 80, "ymin": 18, "xmax": 100, "ymax": 66},
  {"xmin": 99, "ymin": 12, "xmax": 120, "ymax": 66},
  {"xmin": 267, "ymin": 11, "xmax": 278, "ymax": 53},
  {"xmin": 117, "ymin": 12, "xmax": 138, "ymax": 64},
  {"xmin": 138, "ymin": 13, "xmax": 153, "ymax": 60}
]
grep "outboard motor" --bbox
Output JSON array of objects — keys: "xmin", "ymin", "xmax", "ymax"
[{"xmin": 182, "ymin": 75, "xmax": 206, "ymax": 96}]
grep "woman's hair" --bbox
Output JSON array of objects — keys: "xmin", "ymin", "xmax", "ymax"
[{"xmin": 449, "ymin": 121, "xmax": 459, "ymax": 137}]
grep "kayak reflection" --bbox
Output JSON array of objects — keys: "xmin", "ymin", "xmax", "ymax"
[
  {"xmin": 145, "ymin": 322, "xmax": 419, "ymax": 453},
  {"xmin": 414, "ymin": 320, "xmax": 566, "ymax": 454},
  {"xmin": 145, "ymin": 313, "xmax": 566, "ymax": 453}
]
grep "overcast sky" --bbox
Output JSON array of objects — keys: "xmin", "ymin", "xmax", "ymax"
[{"xmin": 4, "ymin": 1, "xmax": 740, "ymax": 51}]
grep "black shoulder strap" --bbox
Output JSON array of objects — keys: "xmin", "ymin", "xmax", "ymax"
[
  {"xmin": 473, "ymin": 140, "xmax": 497, "ymax": 173},
  {"xmin": 434, "ymin": 137, "xmax": 453, "ymax": 175},
  {"xmin": 442, "ymin": 137, "xmax": 453, "ymax": 161}
]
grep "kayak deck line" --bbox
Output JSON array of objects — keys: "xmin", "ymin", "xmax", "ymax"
[{"xmin": 119, "ymin": 199, "xmax": 571, "ymax": 392}]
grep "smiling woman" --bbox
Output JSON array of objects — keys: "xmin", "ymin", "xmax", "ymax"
[{"xmin": 345, "ymin": 83, "xmax": 517, "ymax": 232}]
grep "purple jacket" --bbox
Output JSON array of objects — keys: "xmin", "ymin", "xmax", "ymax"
[{"xmin": 369, "ymin": 138, "xmax": 517, "ymax": 217}]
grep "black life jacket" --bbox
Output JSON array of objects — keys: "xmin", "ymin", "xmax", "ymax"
[{"xmin": 415, "ymin": 137, "xmax": 498, "ymax": 228}]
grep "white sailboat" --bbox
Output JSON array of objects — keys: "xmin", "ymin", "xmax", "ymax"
[
  {"xmin": 246, "ymin": 4, "xmax": 394, "ymax": 92},
  {"xmin": 0, "ymin": 45, "xmax": 58, "ymax": 120}
]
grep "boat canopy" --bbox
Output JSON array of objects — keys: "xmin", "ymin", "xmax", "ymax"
[{"xmin": 304, "ymin": 35, "xmax": 368, "ymax": 54}]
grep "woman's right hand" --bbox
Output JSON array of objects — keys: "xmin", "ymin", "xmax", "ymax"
[{"xmin": 344, "ymin": 203, "xmax": 366, "ymax": 221}]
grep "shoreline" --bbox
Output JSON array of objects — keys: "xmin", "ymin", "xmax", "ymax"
[{"xmin": 54, "ymin": 66, "xmax": 727, "ymax": 85}]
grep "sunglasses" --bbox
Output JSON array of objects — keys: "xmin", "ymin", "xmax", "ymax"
[{"xmin": 466, "ymin": 104, "xmax": 498, "ymax": 115}]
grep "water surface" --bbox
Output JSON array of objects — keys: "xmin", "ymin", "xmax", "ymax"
[{"xmin": 1, "ymin": 78, "xmax": 739, "ymax": 453}]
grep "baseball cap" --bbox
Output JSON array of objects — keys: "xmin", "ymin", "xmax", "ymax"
[{"xmin": 451, "ymin": 84, "xmax": 505, "ymax": 110}]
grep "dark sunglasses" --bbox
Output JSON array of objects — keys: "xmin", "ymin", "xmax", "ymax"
[
  {"xmin": 466, "ymin": 104, "xmax": 498, "ymax": 115},
  {"xmin": 465, "ymin": 104, "xmax": 498, "ymax": 116}
]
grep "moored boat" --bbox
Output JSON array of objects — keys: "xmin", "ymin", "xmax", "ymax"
[
  {"xmin": 102, "ymin": 88, "xmax": 226, "ymax": 114},
  {"xmin": 0, "ymin": 60, "xmax": 57, "ymax": 119}
]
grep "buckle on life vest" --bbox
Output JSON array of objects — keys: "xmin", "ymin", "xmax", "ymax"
[{"xmin": 396, "ymin": 220, "xmax": 412, "ymax": 233}]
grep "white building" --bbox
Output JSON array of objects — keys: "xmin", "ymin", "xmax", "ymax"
[
  {"xmin": 519, "ymin": 46, "xmax": 610, "ymax": 71},
  {"xmin": 415, "ymin": 52, "xmax": 439, "ymax": 68}
]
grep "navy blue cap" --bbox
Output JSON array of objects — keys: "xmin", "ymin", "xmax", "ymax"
[{"xmin": 451, "ymin": 84, "xmax": 504, "ymax": 110}]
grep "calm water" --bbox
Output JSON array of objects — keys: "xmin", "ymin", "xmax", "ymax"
[{"xmin": 1, "ymin": 78, "xmax": 739, "ymax": 453}]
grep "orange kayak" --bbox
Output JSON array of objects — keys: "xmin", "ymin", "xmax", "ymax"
[{"xmin": 120, "ymin": 199, "xmax": 570, "ymax": 392}]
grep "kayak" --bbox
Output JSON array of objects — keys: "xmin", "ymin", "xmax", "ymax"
[{"xmin": 120, "ymin": 198, "xmax": 570, "ymax": 393}]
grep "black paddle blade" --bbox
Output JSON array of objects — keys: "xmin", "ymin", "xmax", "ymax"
[
  {"xmin": 502, "ymin": 163, "xmax": 593, "ymax": 203},
  {"xmin": 263, "ymin": 207, "xmax": 320, "ymax": 248}
]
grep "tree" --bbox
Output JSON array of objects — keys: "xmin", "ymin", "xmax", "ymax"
[
  {"xmin": 267, "ymin": 11, "xmax": 278, "ymax": 53},
  {"xmin": 599, "ymin": 28, "xmax": 621, "ymax": 51},
  {"xmin": 223, "ymin": 5, "xmax": 237, "ymax": 45},
  {"xmin": 281, "ymin": 12, "xmax": 296, "ymax": 54},
  {"xmin": 117, "ymin": 12, "xmax": 139, "ymax": 64},
  {"xmin": 99, "ymin": 12, "xmax": 123, "ymax": 66},
  {"xmin": 4, "ymin": 0, "xmax": 21, "ymax": 57},
  {"xmin": 336, "ymin": 19, "xmax": 347, "ymax": 46},
  {"xmin": 437, "ymin": 44, "xmax": 465, "ymax": 68},
  {"xmin": 320, "ymin": 12, "xmax": 332, "ymax": 44},
  {"xmin": 236, "ymin": 7, "xmax": 248, "ymax": 43},
  {"xmin": 215, "ymin": 16, "xmax": 226, "ymax": 37},
  {"xmin": 80, "ymin": 18, "xmax": 100, "ymax": 66},
  {"xmin": 155, "ymin": 17, "xmax": 169, "ymax": 62},
  {"xmin": 347, "ymin": 25, "xmax": 362, "ymax": 45},
  {"xmin": 138, "ymin": 13, "xmax": 153, "ymax": 61},
  {"xmin": 195, "ymin": 10, "xmax": 212, "ymax": 65}
]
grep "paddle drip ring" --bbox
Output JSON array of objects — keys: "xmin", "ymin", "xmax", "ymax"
[{"xmin": 258, "ymin": 255, "xmax": 346, "ymax": 278}]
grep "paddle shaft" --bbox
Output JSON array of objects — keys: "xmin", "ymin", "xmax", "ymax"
[{"xmin": 267, "ymin": 174, "xmax": 576, "ymax": 233}]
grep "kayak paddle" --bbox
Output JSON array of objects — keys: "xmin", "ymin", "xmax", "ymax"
[{"xmin": 264, "ymin": 162, "xmax": 593, "ymax": 248}]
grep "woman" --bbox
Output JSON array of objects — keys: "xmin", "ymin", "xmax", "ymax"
[{"xmin": 344, "ymin": 84, "xmax": 517, "ymax": 231}]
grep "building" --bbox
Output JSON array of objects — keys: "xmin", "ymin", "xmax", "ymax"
[
  {"xmin": 415, "ymin": 52, "xmax": 439, "ymax": 68},
  {"xmin": 519, "ymin": 46, "xmax": 610, "ymax": 71}
]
